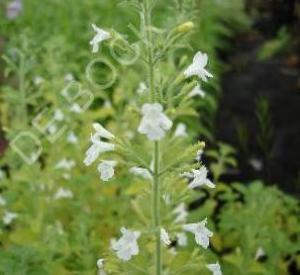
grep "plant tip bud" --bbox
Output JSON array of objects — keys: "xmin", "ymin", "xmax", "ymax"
[{"xmin": 176, "ymin": 21, "xmax": 194, "ymax": 33}]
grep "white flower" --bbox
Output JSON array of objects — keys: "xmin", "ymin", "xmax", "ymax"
[
  {"xmin": 97, "ymin": 258, "xmax": 104, "ymax": 269},
  {"xmin": 129, "ymin": 166, "xmax": 152, "ymax": 180},
  {"xmin": 173, "ymin": 203, "xmax": 188, "ymax": 223},
  {"xmin": 104, "ymin": 100, "xmax": 112, "ymax": 108},
  {"xmin": 55, "ymin": 158, "xmax": 76, "ymax": 170},
  {"xmin": 67, "ymin": 131, "xmax": 78, "ymax": 144},
  {"xmin": 54, "ymin": 109, "xmax": 64, "ymax": 121},
  {"xmin": 93, "ymin": 123, "xmax": 115, "ymax": 140},
  {"xmin": 111, "ymin": 227, "xmax": 141, "ymax": 261},
  {"xmin": 188, "ymin": 84, "xmax": 206, "ymax": 98},
  {"xmin": 90, "ymin": 24, "xmax": 111, "ymax": 53},
  {"xmin": 161, "ymin": 228, "xmax": 171, "ymax": 246},
  {"xmin": 97, "ymin": 258, "xmax": 106, "ymax": 275},
  {"xmin": 183, "ymin": 218, "xmax": 213, "ymax": 249},
  {"xmin": 137, "ymin": 82, "xmax": 148, "ymax": 95},
  {"xmin": 174, "ymin": 123, "xmax": 188, "ymax": 137},
  {"xmin": 48, "ymin": 125, "xmax": 58, "ymax": 135},
  {"xmin": 98, "ymin": 161, "xmax": 117, "ymax": 181},
  {"xmin": 184, "ymin": 51, "xmax": 213, "ymax": 82},
  {"xmin": 3, "ymin": 211, "xmax": 18, "ymax": 225},
  {"xmin": 84, "ymin": 142, "xmax": 114, "ymax": 166},
  {"xmin": 255, "ymin": 247, "xmax": 266, "ymax": 260},
  {"xmin": 70, "ymin": 103, "xmax": 83, "ymax": 113},
  {"xmin": 47, "ymin": 125, "xmax": 56, "ymax": 135},
  {"xmin": 34, "ymin": 76, "xmax": 44, "ymax": 86},
  {"xmin": 0, "ymin": 195, "xmax": 7, "ymax": 206},
  {"xmin": 84, "ymin": 123, "xmax": 115, "ymax": 166},
  {"xmin": 207, "ymin": 262, "xmax": 222, "ymax": 275},
  {"xmin": 138, "ymin": 103, "xmax": 173, "ymax": 141},
  {"xmin": 196, "ymin": 149, "xmax": 203, "ymax": 162},
  {"xmin": 54, "ymin": 188, "xmax": 74, "ymax": 200},
  {"xmin": 176, "ymin": 232, "xmax": 188, "ymax": 246},
  {"xmin": 185, "ymin": 167, "xmax": 215, "ymax": 189}
]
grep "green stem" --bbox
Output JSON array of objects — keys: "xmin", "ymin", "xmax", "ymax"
[
  {"xmin": 145, "ymin": 0, "xmax": 155, "ymax": 102},
  {"xmin": 144, "ymin": 1, "xmax": 162, "ymax": 273},
  {"xmin": 153, "ymin": 141, "xmax": 161, "ymax": 275}
]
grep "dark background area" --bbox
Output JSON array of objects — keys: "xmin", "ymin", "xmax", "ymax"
[{"xmin": 216, "ymin": 0, "xmax": 300, "ymax": 197}]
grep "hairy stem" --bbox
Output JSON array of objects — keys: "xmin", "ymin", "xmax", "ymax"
[
  {"xmin": 145, "ymin": 0, "xmax": 155, "ymax": 102},
  {"xmin": 144, "ymin": 0, "xmax": 162, "ymax": 273},
  {"xmin": 153, "ymin": 141, "xmax": 161, "ymax": 275}
]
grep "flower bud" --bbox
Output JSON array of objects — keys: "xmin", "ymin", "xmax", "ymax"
[{"xmin": 176, "ymin": 21, "xmax": 194, "ymax": 33}]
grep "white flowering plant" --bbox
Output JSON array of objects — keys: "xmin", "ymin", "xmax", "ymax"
[
  {"xmin": 1, "ymin": 0, "xmax": 299, "ymax": 274},
  {"xmin": 83, "ymin": 0, "xmax": 223, "ymax": 274}
]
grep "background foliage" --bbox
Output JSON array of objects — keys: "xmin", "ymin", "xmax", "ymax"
[{"xmin": 0, "ymin": 0, "xmax": 299, "ymax": 274}]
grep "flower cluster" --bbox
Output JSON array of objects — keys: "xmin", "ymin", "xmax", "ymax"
[
  {"xmin": 90, "ymin": 24, "xmax": 111, "ymax": 53},
  {"xmin": 84, "ymin": 123, "xmax": 116, "ymax": 181},
  {"xmin": 184, "ymin": 166, "xmax": 215, "ymax": 189},
  {"xmin": 184, "ymin": 51, "xmax": 213, "ymax": 82},
  {"xmin": 183, "ymin": 218, "xmax": 213, "ymax": 249},
  {"xmin": 138, "ymin": 103, "xmax": 173, "ymax": 141}
]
